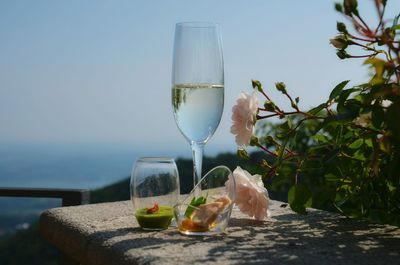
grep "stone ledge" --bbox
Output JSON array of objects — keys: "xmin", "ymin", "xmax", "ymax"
[{"xmin": 39, "ymin": 200, "xmax": 400, "ymax": 265}]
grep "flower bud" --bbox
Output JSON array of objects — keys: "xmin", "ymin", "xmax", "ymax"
[
  {"xmin": 251, "ymin": 80, "xmax": 263, "ymax": 92},
  {"xmin": 264, "ymin": 101, "xmax": 276, "ymax": 111},
  {"xmin": 336, "ymin": 22, "xmax": 347, "ymax": 33},
  {"xmin": 382, "ymin": 28, "xmax": 395, "ymax": 43},
  {"xmin": 334, "ymin": 3, "xmax": 343, "ymax": 13},
  {"xmin": 260, "ymin": 159, "xmax": 272, "ymax": 169},
  {"xmin": 344, "ymin": 0, "xmax": 359, "ymax": 16},
  {"xmin": 275, "ymin": 82, "xmax": 287, "ymax": 93},
  {"xmin": 250, "ymin": 135, "xmax": 259, "ymax": 146},
  {"xmin": 265, "ymin": 135, "xmax": 275, "ymax": 144},
  {"xmin": 237, "ymin": 149, "xmax": 250, "ymax": 159},
  {"xmin": 329, "ymin": 36, "xmax": 348, "ymax": 49},
  {"xmin": 336, "ymin": 50, "xmax": 350, "ymax": 59}
]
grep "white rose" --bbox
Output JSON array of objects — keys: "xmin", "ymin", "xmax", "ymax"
[
  {"xmin": 225, "ymin": 166, "xmax": 269, "ymax": 220},
  {"xmin": 230, "ymin": 92, "xmax": 258, "ymax": 146}
]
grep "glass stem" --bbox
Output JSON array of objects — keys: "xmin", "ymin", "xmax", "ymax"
[{"xmin": 191, "ymin": 142, "xmax": 204, "ymax": 197}]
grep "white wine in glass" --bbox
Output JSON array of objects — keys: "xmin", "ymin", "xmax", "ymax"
[{"xmin": 172, "ymin": 22, "xmax": 224, "ymax": 194}]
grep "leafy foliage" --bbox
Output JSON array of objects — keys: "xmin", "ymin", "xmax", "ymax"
[{"xmin": 239, "ymin": 0, "xmax": 400, "ymax": 225}]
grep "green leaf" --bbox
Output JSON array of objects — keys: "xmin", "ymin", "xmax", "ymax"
[
  {"xmin": 372, "ymin": 107, "xmax": 384, "ymax": 128},
  {"xmin": 334, "ymin": 105, "xmax": 360, "ymax": 124},
  {"xmin": 324, "ymin": 148, "xmax": 340, "ymax": 164},
  {"xmin": 386, "ymin": 102, "xmax": 400, "ymax": 142},
  {"xmin": 313, "ymin": 134, "xmax": 328, "ymax": 143},
  {"xmin": 279, "ymin": 120, "xmax": 291, "ymax": 132},
  {"xmin": 276, "ymin": 137, "xmax": 289, "ymax": 166},
  {"xmin": 329, "ymin": 80, "xmax": 350, "ymax": 101},
  {"xmin": 334, "ymin": 192, "xmax": 349, "ymax": 208},
  {"xmin": 337, "ymin": 88, "xmax": 358, "ymax": 113},
  {"xmin": 352, "ymin": 150, "xmax": 366, "ymax": 161},
  {"xmin": 325, "ymin": 173, "xmax": 340, "ymax": 182},
  {"xmin": 364, "ymin": 58, "xmax": 387, "ymax": 85},
  {"xmin": 349, "ymin": 139, "xmax": 363, "ymax": 149},
  {"xmin": 365, "ymin": 139, "xmax": 373, "ymax": 148},
  {"xmin": 287, "ymin": 117, "xmax": 293, "ymax": 129},
  {"xmin": 288, "ymin": 184, "xmax": 312, "ymax": 214},
  {"xmin": 387, "ymin": 182, "xmax": 396, "ymax": 192},
  {"xmin": 184, "ymin": 196, "xmax": 207, "ymax": 218},
  {"xmin": 308, "ymin": 103, "xmax": 327, "ymax": 115}
]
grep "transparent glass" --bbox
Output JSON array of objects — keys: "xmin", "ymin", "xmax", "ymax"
[
  {"xmin": 174, "ymin": 166, "xmax": 235, "ymax": 235},
  {"xmin": 171, "ymin": 22, "xmax": 224, "ymax": 196},
  {"xmin": 130, "ymin": 157, "xmax": 180, "ymax": 230}
]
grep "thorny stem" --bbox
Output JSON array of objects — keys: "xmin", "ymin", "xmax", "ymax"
[
  {"xmin": 355, "ymin": 14, "xmax": 373, "ymax": 36},
  {"xmin": 348, "ymin": 32, "xmax": 377, "ymax": 43},
  {"xmin": 346, "ymin": 13, "xmax": 369, "ymax": 36},
  {"xmin": 257, "ymin": 143, "xmax": 278, "ymax": 157},
  {"xmin": 283, "ymin": 91, "xmax": 300, "ymax": 111},
  {"xmin": 351, "ymin": 41, "xmax": 377, "ymax": 51},
  {"xmin": 351, "ymin": 41, "xmax": 395, "ymax": 66},
  {"xmin": 260, "ymin": 89, "xmax": 272, "ymax": 102},
  {"xmin": 351, "ymin": 124, "xmax": 385, "ymax": 135},
  {"xmin": 374, "ymin": 0, "xmax": 386, "ymax": 34},
  {"xmin": 294, "ymin": 160, "xmax": 305, "ymax": 185},
  {"xmin": 349, "ymin": 52, "xmax": 379, "ymax": 58},
  {"xmin": 257, "ymin": 110, "xmax": 322, "ymax": 120}
]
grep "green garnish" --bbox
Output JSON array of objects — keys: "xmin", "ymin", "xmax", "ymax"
[{"xmin": 184, "ymin": 196, "xmax": 206, "ymax": 218}]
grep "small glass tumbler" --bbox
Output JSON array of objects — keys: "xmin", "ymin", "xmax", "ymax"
[
  {"xmin": 130, "ymin": 157, "xmax": 180, "ymax": 230},
  {"xmin": 174, "ymin": 166, "xmax": 236, "ymax": 235}
]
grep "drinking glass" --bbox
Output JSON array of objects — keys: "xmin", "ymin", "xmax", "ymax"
[
  {"xmin": 130, "ymin": 157, "xmax": 180, "ymax": 230},
  {"xmin": 171, "ymin": 22, "xmax": 224, "ymax": 195}
]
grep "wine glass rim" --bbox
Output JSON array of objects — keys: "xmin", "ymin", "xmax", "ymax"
[
  {"xmin": 137, "ymin": 157, "xmax": 175, "ymax": 162},
  {"xmin": 176, "ymin": 21, "xmax": 219, "ymax": 28}
]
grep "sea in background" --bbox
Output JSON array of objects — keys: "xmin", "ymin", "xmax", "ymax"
[
  {"xmin": 0, "ymin": 142, "xmax": 231, "ymax": 238},
  {"xmin": 0, "ymin": 144, "xmax": 139, "ymax": 190},
  {"xmin": 0, "ymin": 143, "xmax": 184, "ymax": 238}
]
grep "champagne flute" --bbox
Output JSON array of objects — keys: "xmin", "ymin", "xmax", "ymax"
[{"xmin": 171, "ymin": 22, "xmax": 224, "ymax": 195}]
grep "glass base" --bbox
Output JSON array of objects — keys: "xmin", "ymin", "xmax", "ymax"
[
  {"xmin": 141, "ymin": 227, "xmax": 167, "ymax": 231},
  {"xmin": 178, "ymin": 228, "xmax": 225, "ymax": 236}
]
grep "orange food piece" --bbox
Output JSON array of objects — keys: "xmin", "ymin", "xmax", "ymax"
[
  {"xmin": 191, "ymin": 195, "xmax": 231, "ymax": 227},
  {"xmin": 146, "ymin": 203, "xmax": 159, "ymax": 214},
  {"xmin": 180, "ymin": 218, "xmax": 209, "ymax": 232}
]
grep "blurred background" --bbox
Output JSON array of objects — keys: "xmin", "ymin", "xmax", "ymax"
[{"xmin": 1, "ymin": 0, "xmax": 399, "ymax": 264}]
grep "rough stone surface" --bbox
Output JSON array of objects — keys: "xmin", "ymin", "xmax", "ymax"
[{"xmin": 40, "ymin": 200, "xmax": 400, "ymax": 265}]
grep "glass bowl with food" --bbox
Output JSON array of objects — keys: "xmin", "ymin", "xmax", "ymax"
[{"xmin": 174, "ymin": 166, "xmax": 236, "ymax": 235}]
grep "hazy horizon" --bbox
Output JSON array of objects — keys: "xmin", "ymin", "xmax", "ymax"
[{"xmin": 1, "ymin": 1, "xmax": 400, "ymax": 158}]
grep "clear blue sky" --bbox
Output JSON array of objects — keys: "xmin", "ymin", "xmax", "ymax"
[{"xmin": 1, "ymin": 1, "xmax": 399, "ymax": 156}]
